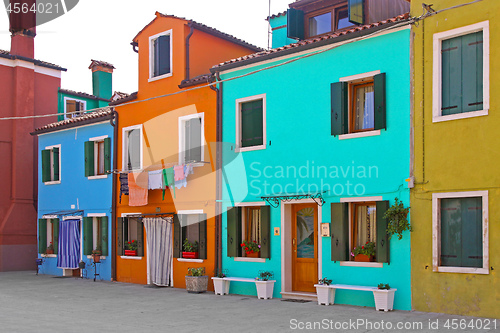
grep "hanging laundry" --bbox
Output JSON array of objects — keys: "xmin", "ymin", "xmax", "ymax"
[
  {"xmin": 162, "ymin": 168, "xmax": 175, "ymax": 200},
  {"xmin": 119, "ymin": 173, "xmax": 129, "ymax": 203},
  {"xmin": 175, "ymin": 164, "xmax": 189, "ymax": 189},
  {"xmin": 185, "ymin": 163, "xmax": 194, "ymax": 177},
  {"xmin": 174, "ymin": 165, "xmax": 185, "ymax": 181},
  {"xmin": 128, "ymin": 172, "xmax": 148, "ymax": 206},
  {"xmin": 148, "ymin": 170, "xmax": 163, "ymax": 190}
]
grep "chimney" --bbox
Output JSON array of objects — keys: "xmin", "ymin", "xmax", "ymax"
[
  {"xmin": 9, "ymin": 0, "xmax": 36, "ymax": 58},
  {"xmin": 89, "ymin": 60, "xmax": 115, "ymax": 100}
]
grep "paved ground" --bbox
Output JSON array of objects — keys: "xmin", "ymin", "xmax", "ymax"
[{"xmin": 0, "ymin": 272, "xmax": 498, "ymax": 333}]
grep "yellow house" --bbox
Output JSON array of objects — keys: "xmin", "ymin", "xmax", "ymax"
[{"xmin": 411, "ymin": 0, "xmax": 499, "ymax": 318}]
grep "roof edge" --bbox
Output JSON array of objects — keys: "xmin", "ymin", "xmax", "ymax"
[{"xmin": 31, "ymin": 113, "xmax": 114, "ymax": 136}]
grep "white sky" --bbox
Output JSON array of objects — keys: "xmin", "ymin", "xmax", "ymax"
[{"xmin": 0, "ymin": 0, "xmax": 291, "ymax": 95}]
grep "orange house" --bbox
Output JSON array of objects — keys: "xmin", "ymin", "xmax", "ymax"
[{"xmin": 111, "ymin": 12, "xmax": 261, "ymax": 287}]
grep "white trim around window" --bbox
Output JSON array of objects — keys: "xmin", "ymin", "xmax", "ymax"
[
  {"xmin": 432, "ymin": 190, "xmax": 489, "ymax": 274},
  {"xmin": 235, "ymin": 94, "xmax": 266, "ymax": 153},
  {"xmin": 432, "ymin": 21, "xmax": 489, "ymax": 123},
  {"xmin": 148, "ymin": 29, "xmax": 173, "ymax": 82},
  {"xmin": 178, "ymin": 113, "xmax": 205, "ymax": 165},
  {"xmin": 63, "ymin": 97, "xmax": 87, "ymax": 120},
  {"xmin": 89, "ymin": 135, "xmax": 109, "ymax": 180},
  {"xmin": 122, "ymin": 124, "xmax": 143, "ymax": 171},
  {"xmin": 44, "ymin": 144, "xmax": 61, "ymax": 185}
]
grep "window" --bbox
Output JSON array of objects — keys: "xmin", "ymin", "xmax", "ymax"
[
  {"xmin": 178, "ymin": 114, "xmax": 203, "ymax": 164},
  {"xmin": 83, "ymin": 216, "xmax": 108, "ymax": 256},
  {"xmin": 330, "ymin": 201, "xmax": 390, "ymax": 263},
  {"xmin": 226, "ymin": 205, "xmax": 271, "ymax": 258},
  {"xmin": 85, "ymin": 136, "xmax": 111, "ymax": 177},
  {"xmin": 117, "ymin": 216, "xmax": 144, "ymax": 256},
  {"xmin": 235, "ymin": 94, "xmax": 266, "ymax": 152},
  {"xmin": 38, "ymin": 218, "xmax": 59, "ymax": 254},
  {"xmin": 149, "ymin": 30, "xmax": 172, "ymax": 80},
  {"xmin": 432, "ymin": 191, "xmax": 488, "ymax": 274},
  {"xmin": 433, "ymin": 21, "xmax": 489, "ymax": 122},
  {"xmin": 331, "ymin": 71, "xmax": 386, "ymax": 137},
  {"xmin": 306, "ymin": 6, "xmax": 354, "ymax": 38},
  {"xmin": 122, "ymin": 125, "xmax": 142, "ymax": 171},
  {"xmin": 64, "ymin": 97, "xmax": 86, "ymax": 119},
  {"xmin": 41, "ymin": 145, "xmax": 61, "ymax": 183},
  {"xmin": 173, "ymin": 212, "xmax": 207, "ymax": 259}
]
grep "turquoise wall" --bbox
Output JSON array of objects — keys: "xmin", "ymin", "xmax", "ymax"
[
  {"xmin": 57, "ymin": 92, "xmax": 109, "ymax": 121},
  {"xmin": 219, "ymin": 28, "xmax": 411, "ymax": 310},
  {"xmin": 269, "ymin": 13, "xmax": 297, "ymax": 49}
]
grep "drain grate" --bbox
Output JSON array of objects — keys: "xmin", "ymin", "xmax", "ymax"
[{"xmin": 281, "ymin": 299, "xmax": 311, "ymax": 303}]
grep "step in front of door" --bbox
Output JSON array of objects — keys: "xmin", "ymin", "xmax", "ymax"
[{"xmin": 281, "ymin": 291, "xmax": 317, "ymax": 301}]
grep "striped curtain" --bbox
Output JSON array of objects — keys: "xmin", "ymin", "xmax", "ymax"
[
  {"xmin": 144, "ymin": 217, "xmax": 173, "ymax": 286},
  {"xmin": 57, "ymin": 219, "xmax": 81, "ymax": 269}
]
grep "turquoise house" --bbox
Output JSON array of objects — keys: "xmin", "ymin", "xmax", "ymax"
[
  {"xmin": 31, "ymin": 108, "xmax": 115, "ymax": 281},
  {"xmin": 212, "ymin": 0, "xmax": 412, "ymax": 310}
]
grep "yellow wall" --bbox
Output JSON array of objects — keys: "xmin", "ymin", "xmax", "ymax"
[{"xmin": 411, "ymin": 0, "xmax": 500, "ymax": 318}]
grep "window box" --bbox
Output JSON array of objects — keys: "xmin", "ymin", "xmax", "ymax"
[
  {"xmin": 354, "ymin": 254, "xmax": 374, "ymax": 262},
  {"xmin": 182, "ymin": 251, "xmax": 199, "ymax": 259},
  {"xmin": 124, "ymin": 250, "xmax": 137, "ymax": 256}
]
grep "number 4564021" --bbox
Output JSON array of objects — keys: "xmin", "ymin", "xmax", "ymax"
[{"xmin": 6, "ymin": 2, "xmax": 60, "ymax": 14}]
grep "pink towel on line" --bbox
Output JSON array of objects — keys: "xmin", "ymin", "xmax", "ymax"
[
  {"xmin": 174, "ymin": 165, "xmax": 185, "ymax": 181},
  {"xmin": 128, "ymin": 172, "xmax": 148, "ymax": 206}
]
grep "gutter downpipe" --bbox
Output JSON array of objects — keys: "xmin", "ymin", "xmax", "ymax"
[
  {"xmin": 110, "ymin": 110, "xmax": 119, "ymax": 281},
  {"xmin": 185, "ymin": 23, "xmax": 194, "ymax": 81}
]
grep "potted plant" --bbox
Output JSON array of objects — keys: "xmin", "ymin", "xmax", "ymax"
[
  {"xmin": 92, "ymin": 249, "xmax": 101, "ymax": 263},
  {"xmin": 182, "ymin": 239, "xmax": 199, "ymax": 259},
  {"xmin": 124, "ymin": 240, "xmax": 138, "ymax": 256},
  {"xmin": 315, "ymin": 277, "xmax": 334, "ymax": 305},
  {"xmin": 384, "ymin": 198, "xmax": 412, "ymax": 240},
  {"xmin": 373, "ymin": 283, "xmax": 397, "ymax": 311},
  {"xmin": 185, "ymin": 267, "xmax": 208, "ymax": 293},
  {"xmin": 351, "ymin": 241, "xmax": 376, "ymax": 262},
  {"xmin": 240, "ymin": 240, "xmax": 261, "ymax": 258},
  {"xmin": 45, "ymin": 242, "xmax": 54, "ymax": 255},
  {"xmin": 212, "ymin": 269, "xmax": 229, "ymax": 295},
  {"xmin": 254, "ymin": 271, "xmax": 274, "ymax": 299}
]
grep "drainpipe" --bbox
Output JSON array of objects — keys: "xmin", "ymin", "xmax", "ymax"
[
  {"xmin": 130, "ymin": 42, "xmax": 138, "ymax": 53},
  {"xmin": 185, "ymin": 23, "xmax": 194, "ymax": 81},
  {"xmin": 110, "ymin": 109, "xmax": 119, "ymax": 281}
]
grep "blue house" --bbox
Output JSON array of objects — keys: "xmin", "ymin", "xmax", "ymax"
[
  {"xmin": 212, "ymin": 0, "xmax": 412, "ymax": 310},
  {"xmin": 31, "ymin": 108, "xmax": 115, "ymax": 280}
]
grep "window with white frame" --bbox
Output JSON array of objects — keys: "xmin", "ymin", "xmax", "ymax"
[
  {"xmin": 235, "ymin": 94, "xmax": 266, "ymax": 152},
  {"xmin": 85, "ymin": 136, "xmax": 111, "ymax": 177},
  {"xmin": 38, "ymin": 218, "xmax": 59, "ymax": 254},
  {"xmin": 83, "ymin": 216, "xmax": 109, "ymax": 256},
  {"xmin": 149, "ymin": 30, "xmax": 172, "ymax": 80},
  {"xmin": 64, "ymin": 97, "xmax": 86, "ymax": 119},
  {"xmin": 433, "ymin": 21, "xmax": 489, "ymax": 122},
  {"xmin": 122, "ymin": 125, "xmax": 142, "ymax": 171},
  {"xmin": 41, "ymin": 145, "xmax": 61, "ymax": 183},
  {"xmin": 432, "ymin": 191, "xmax": 488, "ymax": 274},
  {"xmin": 179, "ymin": 114, "xmax": 203, "ymax": 164}
]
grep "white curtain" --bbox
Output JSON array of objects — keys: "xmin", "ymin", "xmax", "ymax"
[{"xmin": 144, "ymin": 217, "xmax": 173, "ymax": 286}]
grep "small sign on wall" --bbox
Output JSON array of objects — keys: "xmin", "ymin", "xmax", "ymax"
[{"xmin": 321, "ymin": 223, "xmax": 330, "ymax": 237}]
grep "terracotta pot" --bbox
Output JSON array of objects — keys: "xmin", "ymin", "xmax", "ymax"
[
  {"xmin": 124, "ymin": 250, "xmax": 137, "ymax": 256},
  {"xmin": 93, "ymin": 254, "xmax": 101, "ymax": 263},
  {"xmin": 246, "ymin": 251, "xmax": 259, "ymax": 258},
  {"xmin": 182, "ymin": 251, "xmax": 199, "ymax": 259},
  {"xmin": 45, "ymin": 249, "xmax": 54, "ymax": 255},
  {"xmin": 354, "ymin": 254, "xmax": 374, "ymax": 262}
]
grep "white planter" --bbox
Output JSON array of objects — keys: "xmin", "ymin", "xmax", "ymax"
[
  {"xmin": 372, "ymin": 289, "xmax": 396, "ymax": 311},
  {"xmin": 255, "ymin": 280, "xmax": 274, "ymax": 299},
  {"xmin": 314, "ymin": 284, "xmax": 335, "ymax": 305},
  {"xmin": 212, "ymin": 277, "xmax": 230, "ymax": 295}
]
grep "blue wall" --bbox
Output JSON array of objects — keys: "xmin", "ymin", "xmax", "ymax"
[
  {"xmin": 37, "ymin": 121, "xmax": 114, "ymax": 281},
  {"xmin": 219, "ymin": 28, "xmax": 411, "ymax": 310},
  {"xmin": 269, "ymin": 13, "xmax": 297, "ymax": 49}
]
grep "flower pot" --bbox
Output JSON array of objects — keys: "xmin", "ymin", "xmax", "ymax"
[
  {"xmin": 212, "ymin": 277, "xmax": 229, "ymax": 295},
  {"xmin": 45, "ymin": 249, "xmax": 54, "ymax": 255},
  {"xmin": 373, "ymin": 289, "xmax": 396, "ymax": 311},
  {"xmin": 78, "ymin": 261, "xmax": 86, "ymax": 269},
  {"xmin": 246, "ymin": 251, "xmax": 259, "ymax": 258},
  {"xmin": 255, "ymin": 280, "xmax": 274, "ymax": 299},
  {"xmin": 182, "ymin": 251, "xmax": 199, "ymax": 259},
  {"xmin": 314, "ymin": 284, "xmax": 335, "ymax": 305},
  {"xmin": 185, "ymin": 275, "xmax": 209, "ymax": 293},
  {"xmin": 93, "ymin": 254, "xmax": 101, "ymax": 263},
  {"xmin": 354, "ymin": 254, "xmax": 374, "ymax": 262},
  {"xmin": 124, "ymin": 250, "xmax": 137, "ymax": 256}
]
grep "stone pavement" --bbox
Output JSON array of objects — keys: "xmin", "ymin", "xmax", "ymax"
[{"xmin": 0, "ymin": 271, "xmax": 497, "ymax": 333}]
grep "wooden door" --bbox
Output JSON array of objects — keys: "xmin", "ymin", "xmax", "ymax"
[{"xmin": 292, "ymin": 204, "xmax": 318, "ymax": 292}]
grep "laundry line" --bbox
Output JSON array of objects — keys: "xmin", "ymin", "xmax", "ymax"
[{"xmin": 106, "ymin": 160, "xmax": 210, "ymax": 175}]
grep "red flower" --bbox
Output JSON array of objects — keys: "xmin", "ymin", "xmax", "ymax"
[
  {"xmin": 366, "ymin": 242, "xmax": 369, "ymax": 244},
  {"xmin": 245, "ymin": 247, "xmax": 249, "ymax": 251},
  {"xmin": 362, "ymin": 246, "xmax": 365, "ymax": 249},
  {"xmin": 128, "ymin": 242, "xmax": 131, "ymax": 244},
  {"xmin": 241, "ymin": 243, "xmax": 244, "ymax": 247}
]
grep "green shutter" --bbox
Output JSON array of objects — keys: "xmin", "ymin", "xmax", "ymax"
[
  {"xmin": 117, "ymin": 217, "xmax": 124, "ymax": 256},
  {"xmin": 83, "ymin": 217, "xmax": 93, "ymax": 255},
  {"xmin": 241, "ymin": 100, "xmax": 263, "ymax": 148},
  {"xmin": 461, "ymin": 31, "xmax": 483, "ymax": 113},
  {"xmin": 52, "ymin": 219, "xmax": 59, "ymax": 254},
  {"xmin": 52, "ymin": 147, "xmax": 59, "ymax": 181},
  {"xmin": 173, "ymin": 215, "xmax": 182, "ymax": 258},
  {"xmin": 440, "ymin": 198, "xmax": 462, "ymax": 267},
  {"xmin": 260, "ymin": 206, "xmax": 271, "ymax": 259},
  {"xmin": 331, "ymin": 203, "xmax": 348, "ymax": 261},
  {"xmin": 287, "ymin": 8, "xmax": 304, "ymax": 40},
  {"xmin": 190, "ymin": 118, "xmax": 202, "ymax": 162},
  {"xmin": 376, "ymin": 201, "xmax": 390, "ymax": 263},
  {"xmin": 84, "ymin": 141, "xmax": 94, "ymax": 177},
  {"xmin": 441, "ymin": 36, "xmax": 461, "ymax": 115},
  {"xmin": 137, "ymin": 219, "xmax": 144, "ymax": 257},
  {"xmin": 374, "ymin": 73, "xmax": 386, "ymax": 130},
  {"xmin": 461, "ymin": 197, "xmax": 483, "ymax": 268},
  {"xmin": 155, "ymin": 35, "xmax": 171, "ymax": 76},
  {"xmin": 104, "ymin": 137, "xmax": 111, "ymax": 173},
  {"xmin": 38, "ymin": 219, "xmax": 47, "ymax": 253},
  {"xmin": 198, "ymin": 214, "xmax": 207, "ymax": 259},
  {"xmin": 41, "ymin": 149, "xmax": 51, "ymax": 182},
  {"xmin": 331, "ymin": 82, "xmax": 348, "ymax": 136},
  {"xmin": 226, "ymin": 207, "xmax": 241, "ymax": 257},
  {"xmin": 348, "ymin": 0, "xmax": 365, "ymax": 25},
  {"xmin": 101, "ymin": 216, "xmax": 109, "ymax": 256}
]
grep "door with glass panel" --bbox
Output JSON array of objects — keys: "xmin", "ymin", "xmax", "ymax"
[{"xmin": 292, "ymin": 204, "xmax": 318, "ymax": 292}]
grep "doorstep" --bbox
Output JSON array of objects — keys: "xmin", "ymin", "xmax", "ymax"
[{"xmin": 281, "ymin": 291, "xmax": 317, "ymax": 301}]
